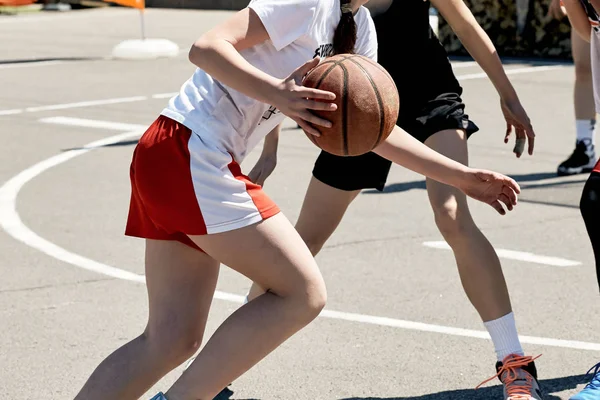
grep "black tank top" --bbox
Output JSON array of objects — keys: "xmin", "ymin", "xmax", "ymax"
[{"xmin": 372, "ymin": 0, "xmax": 462, "ymax": 109}]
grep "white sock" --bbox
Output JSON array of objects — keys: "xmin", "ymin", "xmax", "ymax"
[
  {"xmin": 576, "ymin": 119, "xmax": 596, "ymax": 147},
  {"xmin": 483, "ymin": 312, "xmax": 524, "ymax": 361}
]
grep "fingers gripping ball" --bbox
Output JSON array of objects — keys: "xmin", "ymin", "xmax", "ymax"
[{"xmin": 302, "ymin": 54, "xmax": 400, "ymax": 156}]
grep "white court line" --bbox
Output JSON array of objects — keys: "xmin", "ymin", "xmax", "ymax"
[
  {"xmin": 0, "ymin": 53, "xmax": 186, "ymax": 73},
  {"xmin": 151, "ymin": 92, "xmax": 178, "ymax": 99},
  {"xmin": 0, "ymin": 95, "xmax": 149, "ymax": 116},
  {"xmin": 0, "ymin": 118, "xmax": 598, "ymax": 351},
  {"xmin": 0, "ymin": 64, "xmax": 566, "ymax": 117},
  {"xmin": 423, "ymin": 241, "xmax": 581, "ymax": 267},
  {"xmin": 0, "ymin": 130, "xmax": 147, "ymax": 282},
  {"xmin": 0, "ymin": 109, "xmax": 24, "ymax": 116},
  {"xmin": 450, "ymin": 61, "xmax": 479, "ymax": 69},
  {"xmin": 40, "ymin": 116, "xmax": 146, "ymax": 131},
  {"xmin": 457, "ymin": 65, "xmax": 564, "ymax": 81},
  {"xmin": 0, "ymin": 61, "xmax": 66, "ymax": 70},
  {"xmin": 25, "ymin": 96, "xmax": 148, "ymax": 113}
]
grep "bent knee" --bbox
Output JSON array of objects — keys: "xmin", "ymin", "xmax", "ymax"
[
  {"xmin": 307, "ymin": 276, "xmax": 327, "ymax": 314},
  {"xmin": 143, "ymin": 325, "xmax": 203, "ymax": 366},
  {"xmin": 298, "ymin": 274, "xmax": 327, "ymax": 318},
  {"xmin": 281, "ymin": 269, "xmax": 327, "ymax": 322},
  {"xmin": 431, "ymin": 201, "xmax": 475, "ymax": 238}
]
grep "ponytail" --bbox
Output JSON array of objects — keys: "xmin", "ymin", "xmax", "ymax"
[{"xmin": 332, "ymin": 0, "xmax": 357, "ymax": 55}]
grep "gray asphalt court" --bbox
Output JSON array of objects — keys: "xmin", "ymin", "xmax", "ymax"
[{"xmin": 1, "ymin": 7, "xmax": 600, "ymax": 400}]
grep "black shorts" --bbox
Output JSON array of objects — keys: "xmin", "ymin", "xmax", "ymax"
[{"xmin": 312, "ymin": 92, "xmax": 479, "ymax": 192}]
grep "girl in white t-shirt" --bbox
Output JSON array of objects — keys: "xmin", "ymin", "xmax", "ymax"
[{"xmin": 73, "ymin": 1, "xmax": 521, "ymax": 399}]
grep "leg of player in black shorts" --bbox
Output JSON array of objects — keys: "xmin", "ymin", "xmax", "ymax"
[
  {"xmin": 246, "ymin": 1, "xmax": 543, "ymax": 398},
  {"xmin": 247, "ymin": 93, "xmax": 540, "ymax": 398}
]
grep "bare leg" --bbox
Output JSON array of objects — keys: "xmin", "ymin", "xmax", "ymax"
[
  {"xmin": 424, "ymin": 129, "xmax": 512, "ymax": 321},
  {"xmin": 294, "ymin": 178, "xmax": 361, "ymax": 255},
  {"xmin": 572, "ymin": 30, "xmax": 595, "ymax": 121},
  {"xmin": 74, "ymin": 240, "xmax": 219, "ymax": 400},
  {"xmin": 558, "ymin": 31, "xmax": 597, "ymax": 175},
  {"xmin": 247, "ymin": 177, "xmax": 359, "ymax": 301},
  {"xmin": 165, "ymin": 213, "xmax": 327, "ymax": 400}
]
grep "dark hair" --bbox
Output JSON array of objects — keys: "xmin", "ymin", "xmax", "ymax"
[{"xmin": 332, "ymin": 0, "xmax": 357, "ymax": 55}]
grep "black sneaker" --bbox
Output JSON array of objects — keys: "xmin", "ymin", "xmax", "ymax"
[{"xmin": 557, "ymin": 139, "xmax": 597, "ymax": 176}]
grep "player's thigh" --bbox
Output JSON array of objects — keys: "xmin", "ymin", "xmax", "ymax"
[
  {"xmin": 189, "ymin": 213, "xmax": 325, "ymax": 301},
  {"xmin": 295, "ymin": 177, "xmax": 360, "ymax": 248},
  {"xmin": 145, "ymin": 239, "xmax": 220, "ymax": 340},
  {"xmin": 424, "ymin": 129, "xmax": 470, "ymax": 212},
  {"xmin": 304, "ymin": 151, "xmax": 390, "ymax": 247}
]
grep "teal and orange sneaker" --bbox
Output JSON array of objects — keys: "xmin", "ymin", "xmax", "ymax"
[
  {"xmin": 150, "ymin": 393, "xmax": 168, "ymax": 400},
  {"xmin": 477, "ymin": 354, "xmax": 544, "ymax": 399},
  {"xmin": 571, "ymin": 362, "xmax": 600, "ymax": 400}
]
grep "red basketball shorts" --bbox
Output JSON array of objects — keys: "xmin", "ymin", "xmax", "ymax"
[{"xmin": 125, "ymin": 115, "xmax": 280, "ymax": 251}]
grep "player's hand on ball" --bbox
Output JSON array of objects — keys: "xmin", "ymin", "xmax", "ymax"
[
  {"xmin": 501, "ymin": 97, "xmax": 535, "ymax": 158},
  {"xmin": 248, "ymin": 153, "xmax": 277, "ymax": 187},
  {"xmin": 273, "ymin": 57, "xmax": 337, "ymax": 137},
  {"xmin": 460, "ymin": 169, "xmax": 521, "ymax": 215}
]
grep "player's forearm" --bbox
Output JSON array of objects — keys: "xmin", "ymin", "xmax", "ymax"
[
  {"xmin": 562, "ymin": 0, "xmax": 592, "ymax": 42},
  {"xmin": 262, "ymin": 124, "xmax": 281, "ymax": 156},
  {"xmin": 435, "ymin": 0, "xmax": 518, "ymax": 101},
  {"xmin": 189, "ymin": 38, "xmax": 280, "ymax": 105},
  {"xmin": 373, "ymin": 126, "xmax": 469, "ymax": 187}
]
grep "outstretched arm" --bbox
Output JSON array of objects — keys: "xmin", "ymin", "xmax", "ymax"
[
  {"xmin": 374, "ymin": 126, "xmax": 520, "ymax": 215},
  {"xmin": 432, "ymin": 0, "xmax": 535, "ymax": 157}
]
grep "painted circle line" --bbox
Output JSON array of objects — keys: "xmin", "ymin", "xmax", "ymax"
[{"xmin": 0, "ymin": 129, "xmax": 598, "ymax": 352}]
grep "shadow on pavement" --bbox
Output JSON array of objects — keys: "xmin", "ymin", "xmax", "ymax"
[{"xmin": 215, "ymin": 374, "xmax": 588, "ymax": 400}]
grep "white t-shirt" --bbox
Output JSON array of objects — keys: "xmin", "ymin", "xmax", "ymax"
[{"xmin": 160, "ymin": 0, "xmax": 378, "ymax": 162}]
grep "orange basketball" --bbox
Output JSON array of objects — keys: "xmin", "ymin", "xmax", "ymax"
[{"xmin": 302, "ymin": 54, "xmax": 400, "ymax": 157}]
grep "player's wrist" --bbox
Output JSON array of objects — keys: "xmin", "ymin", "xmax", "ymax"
[
  {"xmin": 453, "ymin": 165, "xmax": 476, "ymax": 190},
  {"xmin": 254, "ymin": 76, "xmax": 284, "ymax": 106},
  {"xmin": 498, "ymin": 86, "xmax": 519, "ymax": 104}
]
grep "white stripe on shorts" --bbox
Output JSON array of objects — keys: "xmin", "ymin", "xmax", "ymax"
[{"xmin": 187, "ymin": 133, "xmax": 263, "ymax": 234}]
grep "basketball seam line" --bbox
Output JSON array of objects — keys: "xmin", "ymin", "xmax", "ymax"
[
  {"xmin": 309, "ymin": 62, "xmax": 341, "ymax": 147},
  {"xmin": 347, "ymin": 58, "xmax": 386, "ymax": 148},
  {"xmin": 352, "ymin": 56, "xmax": 398, "ymax": 92},
  {"xmin": 340, "ymin": 63, "xmax": 349, "ymax": 156},
  {"xmin": 318, "ymin": 54, "xmax": 354, "ymax": 67}
]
